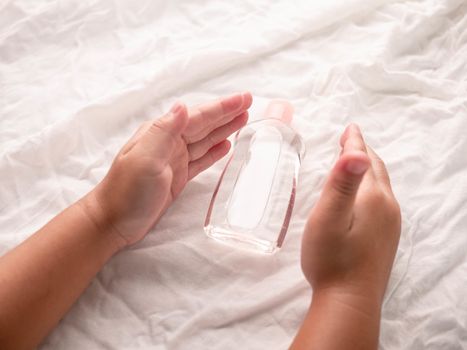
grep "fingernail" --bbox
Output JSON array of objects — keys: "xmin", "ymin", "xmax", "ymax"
[
  {"xmin": 346, "ymin": 159, "xmax": 369, "ymax": 175},
  {"xmin": 170, "ymin": 102, "xmax": 183, "ymax": 115},
  {"xmin": 226, "ymin": 92, "xmax": 243, "ymax": 107},
  {"xmin": 264, "ymin": 100, "xmax": 293, "ymax": 124},
  {"xmin": 350, "ymin": 123, "xmax": 361, "ymax": 133}
]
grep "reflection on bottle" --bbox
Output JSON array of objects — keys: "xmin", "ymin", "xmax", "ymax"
[{"xmin": 227, "ymin": 126, "xmax": 282, "ymax": 230}]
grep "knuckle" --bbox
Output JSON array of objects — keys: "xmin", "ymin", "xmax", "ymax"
[
  {"xmin": 333, "ymin": 178, "xmax": 357, "ymax": 198},
  {"xmin": 375, "ymin": 158, "xmax": 389, "ymax": 174},
  {"xmin": 376, "ymin": 154, "xmax": 385, "ymax": 165},
  {"xmin": 364, "ymin": 188, "xmax": 386, "ymax": 208},
  {"xmin": 388, "ymin": 198, "xmax": 402, "ymax": 223},
  {"xmin": 207, "ymin": 133, "xmax": 217, "ymax": 148},
  {"xmin": 148, "ymin": 121, "xmax": 163, "ymax": 135},
  {"xmin": 186, "ymin": 144, "xmax": 196, "ymax": 161},
  {"xmin": 151, "ymin": 118, "xmax": 162, "ymax": 128},
  {"xmin": 182, "ymin": 134, "xmax": 192, "ymax": 144},
  {"xmin": 365, "ymin": 189, "xmax": 401, "ymax": 224},
  {"xmin": 370, "ymin": 148, "xmax": 389, "ymax": 171}
]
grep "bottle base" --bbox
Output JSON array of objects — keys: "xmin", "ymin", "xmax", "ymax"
[{"xmin": 204, "ymin": 225, "xmax": 278, "ymax": 254}]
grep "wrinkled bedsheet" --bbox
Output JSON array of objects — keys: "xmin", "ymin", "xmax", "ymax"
[{"xmin": 1, "ymin": 0, "xmax": 467, "ymax": 349}]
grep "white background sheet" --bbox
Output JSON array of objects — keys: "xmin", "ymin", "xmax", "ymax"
[{"xmin": 1, "ymin": 0, "xmax": 467, "ymax": 349}]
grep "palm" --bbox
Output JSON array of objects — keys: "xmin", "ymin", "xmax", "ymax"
[
  {"xmin": 97, "ymin": 93, "xmax": 252, "ymax": 246},
  {"xmin": 163, "ymin": 94, "xmax": 252, "ymax": 205},
  {"xmin": 167, "ymin": 139, "xmax": 190, "ymax": 199}
]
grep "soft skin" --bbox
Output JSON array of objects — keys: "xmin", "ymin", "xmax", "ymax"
[
  {"xmin": 0, "ymin": 97, "xmax": 400, "ymax": 350},
  {"xmin": 0, "ymin": 92, "xmax": 252, "ymax": 350},
  {"xmin": 290, "ymin": 124, "xmax": 401, "ymax": 350}
]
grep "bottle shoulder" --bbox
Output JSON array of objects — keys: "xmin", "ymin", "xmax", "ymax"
[
  {"xmin": 235, "ymin": 118, "xmax": 306, "ymax": 159},
  {"xmin": 244, "ymin": 118, "xmax": 293, "ymax": 131}
]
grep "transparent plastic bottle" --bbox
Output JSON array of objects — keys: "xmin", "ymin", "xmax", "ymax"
[{"xmin": 204, "ymin": 101, "xmax": 305, "ymax": 254}]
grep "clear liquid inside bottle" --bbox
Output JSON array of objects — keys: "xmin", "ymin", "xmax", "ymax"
[{"xmin": 204, "ymin": 118, "xmax": 305, "ymax": 254}]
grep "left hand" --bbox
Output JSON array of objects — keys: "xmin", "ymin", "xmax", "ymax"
[{"xmin": 81, "ymin": 92, "xmax": 252, "ymax": 248}]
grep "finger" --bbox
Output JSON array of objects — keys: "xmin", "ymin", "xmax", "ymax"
[
  {"xmin": 341, "ymin": 124, "xmax": 378, "ymax": 183},
  {"xmin": 339, "ymin": 124, "xmax": 352, "ymax": 147},
  {"xmin": 366, "ymin": 145, "xmax": 392, "ymax": 190},
  {"xmin": 187, "ymin": 111, "xmax": 248, "ymax": 161},
  {"xmin": 315, "ymin": 151, "xmax": 370, "ymax": 230},
  {"xmin": 135, "ymin": 102, "xmax": 188, "ymax": 160},
  {"xmin": 187, "ymin": 140, "xmax": 231, "ymax": 180},
  {"xmin": 154, "ymin": 102, "xmax": 189, "ymax": 135},
  {"xmin": 342, "ymin": 124, "xmax": 367, "ymax": 154},
  {"xmin": 183, "ymin": 91, "xmax": 252, "ymax": 143}
]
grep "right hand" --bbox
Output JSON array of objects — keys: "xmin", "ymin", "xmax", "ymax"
[{"xmin": 301, "ymin": 124, "xmax": 401, "ymax": 306}]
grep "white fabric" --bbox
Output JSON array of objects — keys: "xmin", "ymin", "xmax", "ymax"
[{"xmin": 1, "ymin": 0, "xmax": 467, "ymax": 348}]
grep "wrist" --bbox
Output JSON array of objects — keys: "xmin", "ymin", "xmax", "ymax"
[
  {"xmin": 311, "ymin": 284, "xmax": 383, "ymax": 320},
  {"xmin": 76, "ymin": 190, "xmax": 128, "ymax": 254},
  {"xmin": 291, "ymin": 284, "xmax": 382, "ymax": 350}
]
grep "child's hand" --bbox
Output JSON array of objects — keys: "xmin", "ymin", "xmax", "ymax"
[
  {"xmin": 82, "ymin": 92, "xmax": 252, "ymax": 249},
  {"xmin": 301, "ymin": 124, "xmax": 401, "ymax": 307}
]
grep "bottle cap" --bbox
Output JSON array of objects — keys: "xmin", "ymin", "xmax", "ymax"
[{"xmin": 264, "ymin": 100, "xmax": 293, "ymax": 124}]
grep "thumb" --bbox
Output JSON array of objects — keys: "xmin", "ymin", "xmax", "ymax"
[
  {"xmin": 136, "ymin": 102, "xmax": 188, "ymax": 159},
  {"xmin": 153, "ymin": 102, "xmax": 189, "ymax": 136},
  {"xmin": 315, "ymin": 151, "xmax": 370, "ymax": 229}
]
